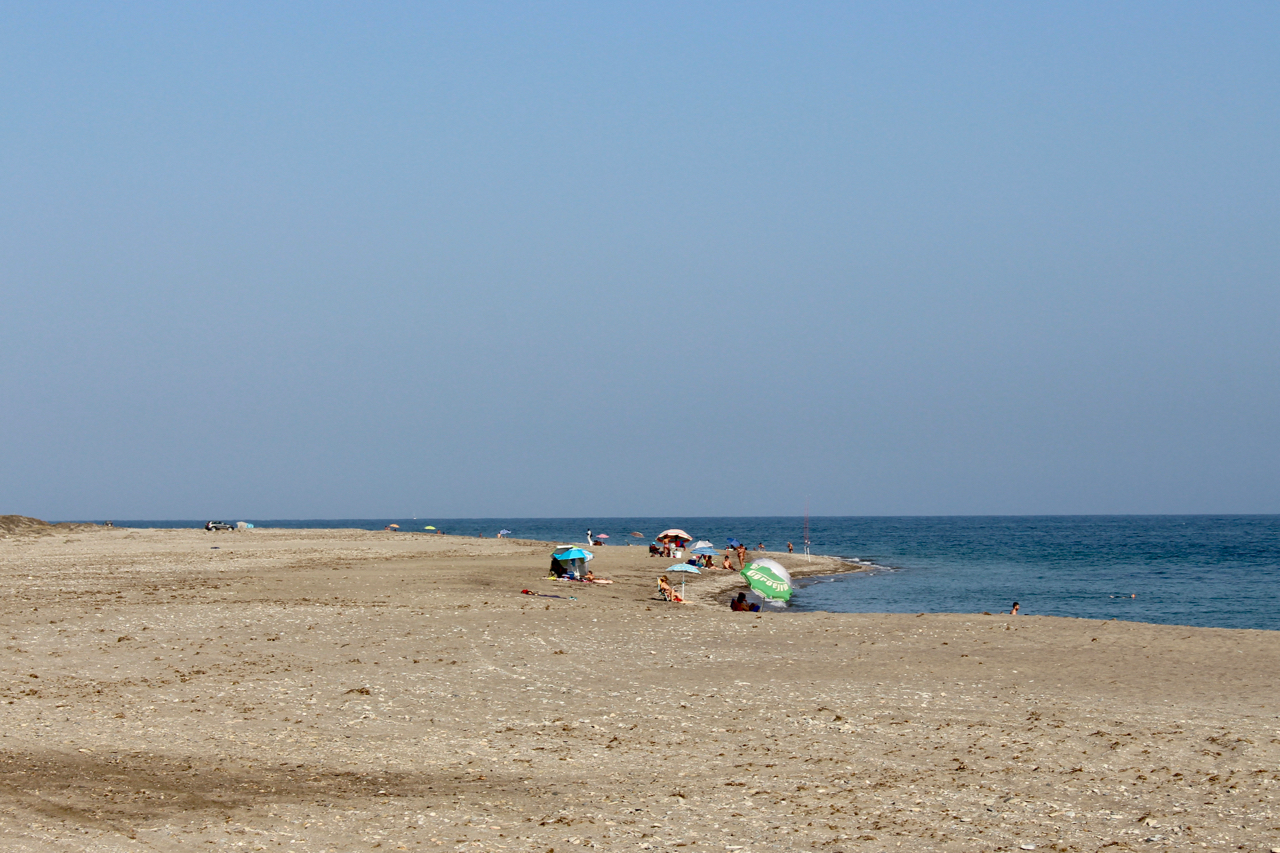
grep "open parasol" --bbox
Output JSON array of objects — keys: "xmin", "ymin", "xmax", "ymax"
[
  {"xmin": 741, "ymin": 558, "xmax": 793, "ymax": 604},
  {"xmin": 667, "ymin": 563, "xmax": 701, "ymax": 599}
]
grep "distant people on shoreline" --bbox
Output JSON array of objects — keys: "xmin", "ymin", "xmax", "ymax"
[
  {"xmin": 787, "ymin": 541, "xmax": 793, "ymax": 553},
  {"xmin": 1010, "ymin": 602, "xmax": 1020, "ymax": 615}
]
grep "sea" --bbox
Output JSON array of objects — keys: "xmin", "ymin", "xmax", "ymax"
[{"xmin": 107, "ymin": 516, "xmax": 1280, "ymax": 632}]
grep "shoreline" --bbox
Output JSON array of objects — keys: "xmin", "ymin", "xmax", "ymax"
[{"xmin": 12, "ymin": 518, "xmax": 1271, "ymax": 631}]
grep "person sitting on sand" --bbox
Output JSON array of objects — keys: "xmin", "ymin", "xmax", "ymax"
[
  {"xmin": 584, "ymin": 569, "xmax": 595, "ymax": 582},
  {"xmin": 658, "ymin": 575, "xmax": 681, "ymax": 603},
  {"xmin": 722, "ymin": 554, "xmax": 733, "ymax": 571}
]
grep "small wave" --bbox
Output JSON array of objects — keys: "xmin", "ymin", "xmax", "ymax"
[{"xmin": 836, "ymin": 557, "xmax": 898, "ymax": 573}]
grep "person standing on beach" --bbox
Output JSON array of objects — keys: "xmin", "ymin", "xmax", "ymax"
[
  {"xmin": 735, "ymin": 544, "xmax": 747, "ymax": 569},
  {"xmin": 787, "ymin": 541, "xmax": 794, "ymax": 553},
  {"xmin": 1010, "ymin": 602, "xmax": 1020, "ymax": 615}
]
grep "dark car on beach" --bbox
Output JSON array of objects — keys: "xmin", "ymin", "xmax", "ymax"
[{"xmin": 205, "ymin": 521, "xmax": 233, "ymax": 531}]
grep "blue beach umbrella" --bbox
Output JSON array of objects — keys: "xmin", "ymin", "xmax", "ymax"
[
  {"xmin": 727, "ymin": 538, "xmax": 742, "ymax": 548},
  {"xmin": 691, "ymin": 546, "xmax": 717, "ymax": 556},
  {"xmin": 553, "ymin": 546, "xmax": 594, "ymax": 579},
  {"xmin": 667, "ymin": 563, "xmax": 701, "ymax": 598},
  {"xmin": 499, "ymin": 529, "xmax": 511, "ymax": 536}
]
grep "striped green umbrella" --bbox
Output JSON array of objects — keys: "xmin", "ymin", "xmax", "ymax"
[{"xmin": 741, "ymin": 558, "xmax": 793, "ymax": 603}]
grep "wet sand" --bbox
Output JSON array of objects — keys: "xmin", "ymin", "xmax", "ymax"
[{"xmin": 1, "ymin": 523, "xmax": 1277, "ymax": 852}]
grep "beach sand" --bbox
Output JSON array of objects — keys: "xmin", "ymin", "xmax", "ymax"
[{"xmin": 0, "ymin": 522, "xmax": 1277, "ymax": 851}]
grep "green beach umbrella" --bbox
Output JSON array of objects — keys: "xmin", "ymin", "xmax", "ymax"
[{"xmin": 741, "ymin": 558, "xmax": 793, "ymax": 603}]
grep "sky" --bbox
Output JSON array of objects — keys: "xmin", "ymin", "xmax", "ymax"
[{"xmin": 2, "ymin": 2, "xmax": 1278, "ymax": 519}]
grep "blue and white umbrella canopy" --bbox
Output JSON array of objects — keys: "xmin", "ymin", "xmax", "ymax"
[
  {"xmin": 691, "ymin": 546, "xmax": 718, "ymax": 556},
  {"xmin": 554, "ymin": 547, "xmax": 593, "ymax": 562},
  {"xmin": 666, "ymin": 563, "xmax": 700, "ymax": 598}
]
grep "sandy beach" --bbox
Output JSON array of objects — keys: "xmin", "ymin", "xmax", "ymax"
[{"xmin": 0, "ymin": 519, "xmax": 1277, "ymax": 852}]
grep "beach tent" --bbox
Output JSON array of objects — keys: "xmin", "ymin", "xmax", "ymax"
[
  {"xmin": 741, "ymin": 558, "xmax": 793, "ymax": 604},
  {"xmin": 551, "ymin": 546, "xmax": 593, "ymax": 578}
]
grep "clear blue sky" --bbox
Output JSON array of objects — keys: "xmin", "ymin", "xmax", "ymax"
[{"xmin": 2, "ymin": 2, "xmax": 1277, "ymax": 519}]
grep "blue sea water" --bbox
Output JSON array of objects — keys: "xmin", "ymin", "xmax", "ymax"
[{"xmin": 105, "ymin": 516, "xmax": 1280, "ymax": 632}]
